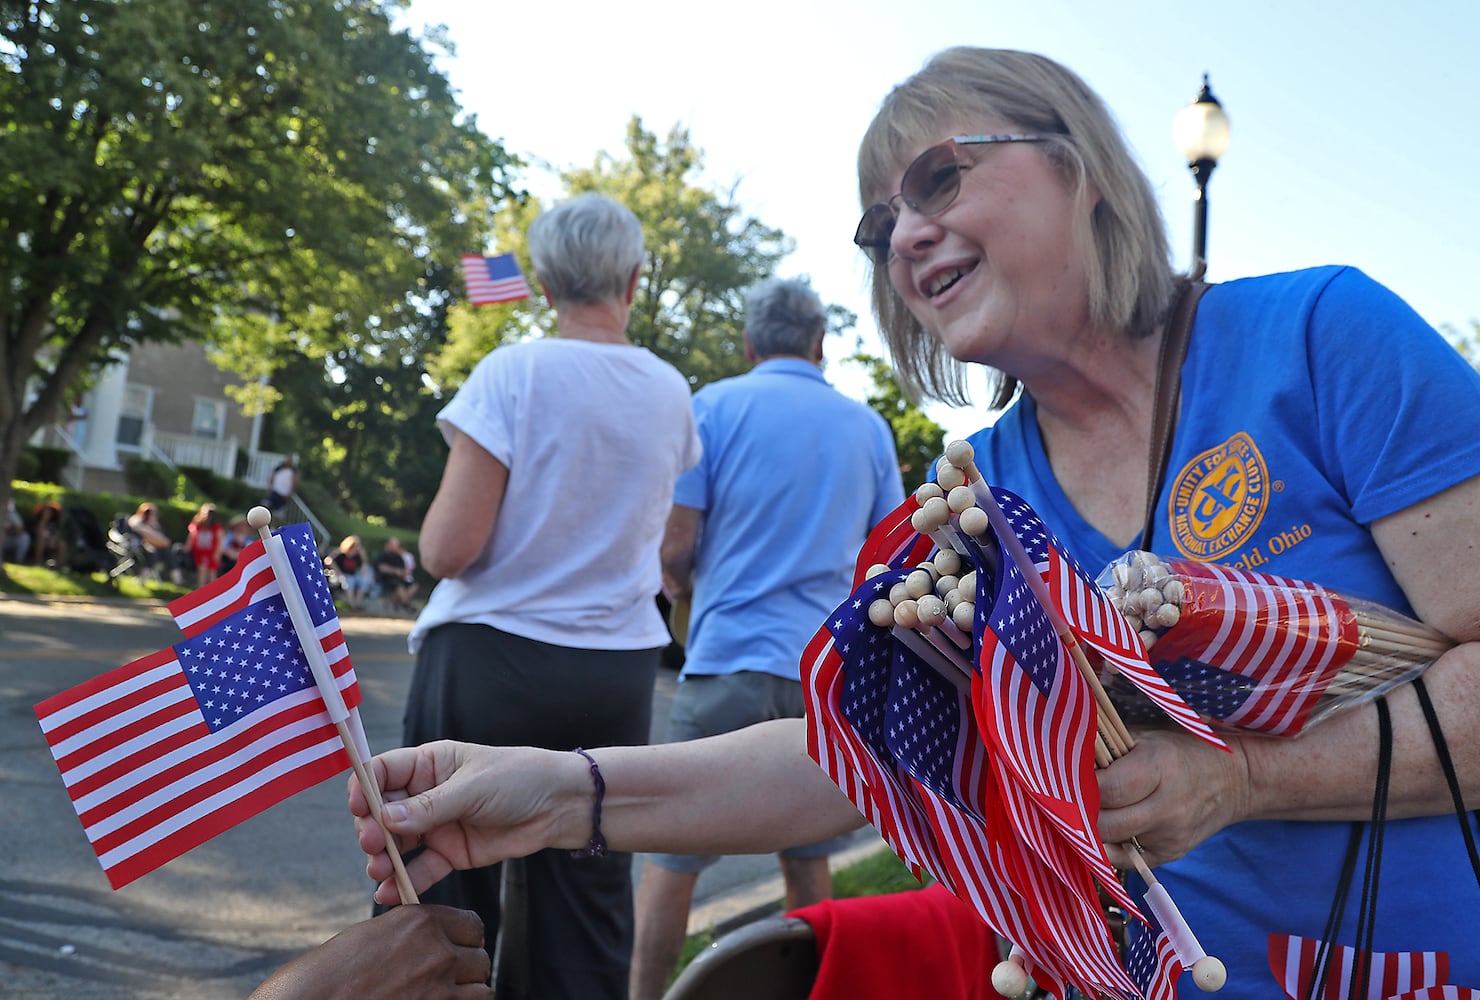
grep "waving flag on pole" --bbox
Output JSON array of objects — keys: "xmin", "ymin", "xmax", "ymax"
[
  {"xmin": 35, "ymin": 523, "xmax": 362, "ymax": 889},
  {"xmin": 460, "ymin": 252, "xmax": 531, "ymax": 305}
]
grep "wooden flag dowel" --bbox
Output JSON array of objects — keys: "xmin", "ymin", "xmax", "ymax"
[
  {"xmin": 1358, "ymin": 629, "xmax": 1452, "ymax": 659},
  {"xmin": 1127, "ymin": 843, "xmax": 1227, "ymax": 992},
  {"xmin": 1063, "ymin": 633, "xmax": 1134, "ymax": 759},
  {"xmin": 247, "ymin": 506, "xmax": 419, "ymax": 906},
  {"xmin": 338, "ymin": 719, "xmax": 420, "ymax": 906},
  {"xmin": 1353, "ymin": 610, "xmax": 1452, "ymax": 644}
]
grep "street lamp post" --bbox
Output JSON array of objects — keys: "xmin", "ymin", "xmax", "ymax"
[{"xmin": 1172, "ymin": 74, "xmax": 1231, "ymax": 279}]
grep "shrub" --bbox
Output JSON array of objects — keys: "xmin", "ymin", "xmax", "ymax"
[{"xmin": 25, "ymin": 446, "xmax": 72, "ymax": 485}]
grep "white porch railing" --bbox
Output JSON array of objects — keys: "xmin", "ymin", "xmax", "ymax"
[
  {"xmin": 243, "ymin": 450, "xmax": 288, "ymax": 489},
  {"xmin": 150, "ymin": 430, "xmax": 239, "ymax": 478}
]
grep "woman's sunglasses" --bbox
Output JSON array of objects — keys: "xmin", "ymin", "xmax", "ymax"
[{"xmin": 853, "ymin": 133, "xmax": 1045, "ymax": 264}]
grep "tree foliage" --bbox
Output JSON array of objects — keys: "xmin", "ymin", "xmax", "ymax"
[
  {"xmin": 428, "ymin": 117, "xmax": 797, "ymax": 395},
  {"xmin": 0, "ymin": 0, "xmax": 519, "ymax": 528},
  {"xmin": 1442, "ymin": 321, "xmax": 1480, "ymax": 370},
  {"xmin": 846, "ymin": 350, "xmax": 946, "ymax": 493}
]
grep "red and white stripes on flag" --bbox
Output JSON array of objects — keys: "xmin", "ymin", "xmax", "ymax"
[
  {"xmin": 1149, "ymin": 560, "xmax": 1358, "ymax": 735},
  {"xmin": 1268, "ymin": 933, "xmax": 1453, "ymax": 1000},
  {"xmin": 992, "ymin": 489, "xmax": 1223, "ymax": 749},
  {"xmin": 459, "ymin": 253, "xmax": 532, "ymax": 306},
  {"xmin": 35, "ymin": 523, "xmax": 363, "ymax": 889}
]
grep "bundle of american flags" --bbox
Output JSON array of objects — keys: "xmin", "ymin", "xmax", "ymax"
[
  {"xmin": 802, "ymin": 440, "xmax": 1231, "ymax": 999},
  {"xmin": 1096, "ymin": 550, "xmax": 1455, "ymax": 737}
]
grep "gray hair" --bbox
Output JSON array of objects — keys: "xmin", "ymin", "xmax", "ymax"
[
  {"xmin": 527, "ymin": 193, "xmax": 646, "ymax": 306},
  {"xmin": 857, "ymin": 47, "xmax": 1178, "ymax": 408},
  {"xmin": 744, "ymin": 277, "xmax": 828, "ymax": 359}
]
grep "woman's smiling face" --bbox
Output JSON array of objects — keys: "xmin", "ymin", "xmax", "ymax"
[{"xmin": 881, "ymin": 125, "xmax": 1093, "ymax": 374}]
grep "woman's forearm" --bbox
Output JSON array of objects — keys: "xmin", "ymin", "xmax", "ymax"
[
  {"xmin": 580, "ymin": 718, "xmax": 867, "ymax": 855},
  {"xmin": 1239, "ymin": 642, "xmax": 1480, "ymax": 822}
]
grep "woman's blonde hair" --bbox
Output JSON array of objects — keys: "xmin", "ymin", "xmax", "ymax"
[{"xmin": 857, "ymin": 47, "xmax": 1178, "ymax": 408}]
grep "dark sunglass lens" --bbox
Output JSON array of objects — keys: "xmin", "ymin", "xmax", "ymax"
[
  {"xmin": 903, "ymin": 143, "xmax": 962, "ymax": 214},
  {"xmin": 854, "ymin": 203, "xmax": 896, "ymax": 261}
]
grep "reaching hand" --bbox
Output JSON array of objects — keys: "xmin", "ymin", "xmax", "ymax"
[
  {"xmin": 248, "ymin": 904, "xmax": 490, "ymax": 999},
  {"xmin": 349, "ymin": 742, "xmax": 584, "ymax": 905}
]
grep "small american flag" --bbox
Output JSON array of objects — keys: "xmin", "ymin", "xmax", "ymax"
[
  {"xmin": 1268, "ymin": 933, "xmax": 1454, "ymax": 1000},
  {"xmin": 1124, "ymin": 874, "xmax": 1185, "ymax": 1000},
  {"xmin": 460, "ymin": 252, "xmax": 531, "ymax": 305},
  {"xmin": 35, "ymin": 523, "xmax": 361, "ymax": 889},
  {"xmin": 1146, "ymin": 561, "xmax": 1358, "ymax": 736}
]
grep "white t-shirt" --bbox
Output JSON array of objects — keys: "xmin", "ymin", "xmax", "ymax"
[
  {"xmin": 269, "ymin": 465, "xmax": 295, "ymax": 496},
  {"xmin": 408, "ymin": 338, "xmax": 700, "ymax": 652}
]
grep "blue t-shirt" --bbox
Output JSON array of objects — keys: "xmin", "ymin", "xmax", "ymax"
[
  {"xmin": 676, "ymin": 358, "xmax": 904, "ymax": 680},
  {"xmin": 965, "ymin": 267, "xmax": 1480, "ymax": 996}
]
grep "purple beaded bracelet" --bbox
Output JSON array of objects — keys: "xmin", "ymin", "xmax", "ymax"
[{"xmin": 570, "ymin": 747, "xmax": 608, "ymax": 858}]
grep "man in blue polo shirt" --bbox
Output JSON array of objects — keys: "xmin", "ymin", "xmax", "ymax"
[{"xmin": 629, "ymin": 276, "xmax": 905, "ymax": 1000}]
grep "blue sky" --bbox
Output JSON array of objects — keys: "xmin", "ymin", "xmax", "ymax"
[{"xmin": 400, "ymin": 0, "xmax": 1479, "ymax": 440}]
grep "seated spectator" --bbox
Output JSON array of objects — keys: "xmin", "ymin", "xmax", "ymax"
[
  {"xmin": 30, "ymin": 500, "xmax": 67, "ymax": 568},
  {"xmin": 219, "ymin": 518, "xmax": 253, "ymax": 575},
  {"xmin": 127, "ymin": 502, "xmax": 179, "ymax": 581},
  {"xmin": 3, "ymin": 498, "xmax": 30, "ymax": 564},
  {"xmin": 325, "ymin": 534, "xmax": 374, "ymax": 610},
  {"xmin": 374, "ymin": 537, "xmax": 418, "ymax": 613}
]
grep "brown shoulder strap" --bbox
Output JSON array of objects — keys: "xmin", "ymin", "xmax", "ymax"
[{"xmin": 1142, "ymin": 280, "xmax": 1211, "ymax": 550}]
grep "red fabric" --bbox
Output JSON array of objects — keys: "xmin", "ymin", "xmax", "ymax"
[{"xmin": 789, "ymin": 883, "xmax": 1002, "ymax": 999}]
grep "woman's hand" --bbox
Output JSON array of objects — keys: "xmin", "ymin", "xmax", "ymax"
[
  {"xmin": 1095, "ymin": 729, "xmax": 1252, "ymax": 868},
  {"xmin": 350, "ymin": 742, "xmax": 584, "ymax": 905},
  {"xmin": 248, "ymin": 904, "xmax": 490, "ymax": 999}
]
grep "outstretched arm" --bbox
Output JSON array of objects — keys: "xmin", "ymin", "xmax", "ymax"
[{"xmin": 350, "ymin": 718, "xmax": 866, "ymax": 905}]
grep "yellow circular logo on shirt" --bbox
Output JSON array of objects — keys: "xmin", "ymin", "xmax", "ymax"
[{"xmin": 1168, "ymin": 432, "xmax": 1269, "ymax": 561}]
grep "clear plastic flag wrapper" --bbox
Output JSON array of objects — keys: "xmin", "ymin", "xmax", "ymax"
[{"xmin": 1095, "ymin": 551, "xmax": 1456, "ymax": 737}]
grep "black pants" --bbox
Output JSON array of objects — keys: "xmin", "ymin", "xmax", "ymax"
[{"xmin": 380, "ymin": 623, "xmax": 659, "ymax": 1000}]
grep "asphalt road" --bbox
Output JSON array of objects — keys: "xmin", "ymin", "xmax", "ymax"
[{"xmin": 0, "ymin": 595, "xmax": 832, "ymax": 999}]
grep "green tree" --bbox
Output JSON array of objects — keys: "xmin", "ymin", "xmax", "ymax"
[
  {"xmin": 0, "ymin": 0, "xmax": 518, "ymax": 543},
  {"xmin": 428, "ymin": 117, "xmax": 796, "ymax": 395},
  {"xmin": 1442, "ymin": 321, "xmax": 1480, "ymax": 369},
  {"xmin": 846, "ymin": 350, "xmax": 947, "ymax": 493}
]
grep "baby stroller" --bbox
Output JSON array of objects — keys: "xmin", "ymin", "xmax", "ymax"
[
  {"xmin": 62, "ymin": 507, "xmax": 121, "ymax": 579},
  {"xmin": 107, "ymin": 514, "xmax": 145, "ymax": 579}
]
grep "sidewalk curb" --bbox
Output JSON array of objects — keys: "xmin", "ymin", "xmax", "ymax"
[{"xmin": 685, "ymin": 833, "xmax": 889, "ymax": 937}]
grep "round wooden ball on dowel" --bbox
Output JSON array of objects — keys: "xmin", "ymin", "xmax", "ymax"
[
  {"xmin": 868, "ymin": 599, "xmax": 896, "ymax": 628},
  {"xmin": 936, "ymin": 464, "xmax": 967, "ymax": 491},
  {"xmin": 952, "ymin": 600, "xmax": 976, "ymax": 633},
  {"xmin": 1192, "ymin": 955, "xmax": 1228, "ymax": 992},
  {"xmin": 914, "ymin": 481, "xmax": 944, "ymax": 504},
  {"xmin": 905, "ymin": 569, "xmax": 936, "ymax": 600},
  {"xmin": 865, "ymin": 562, "xmax": 893, "ymax": 580},
  {"xmin": 893, "ymin": 599, "xmax": 920, "ymax": 629},
  {"xmin": 916, "ymin": 594, "xmax": 949, "ymax": 628},
  {"xmin": 919, "ymin": 496, "xmax": 952, "ymax": 529},
  {"xmin": 957, "ymin": 506, "xmax": 989, "ymax": 538},
  {"xmin": 247, "ymin": 506, "xmax": 273, "ymax": 532},
  {"xmin": 990, "ymin": 956, "xmax": 1029, "ymax": 998},
  {"xmin": 932, "ymin": 547, "xmax": 962, "ymax": 577},
  {"xmin": 946, "ymin": 484, "xmax": 977, "ymax": 514},
  {"xmin": 944, "ymin": 439, "xmax": 978, "ymax": 475}
]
